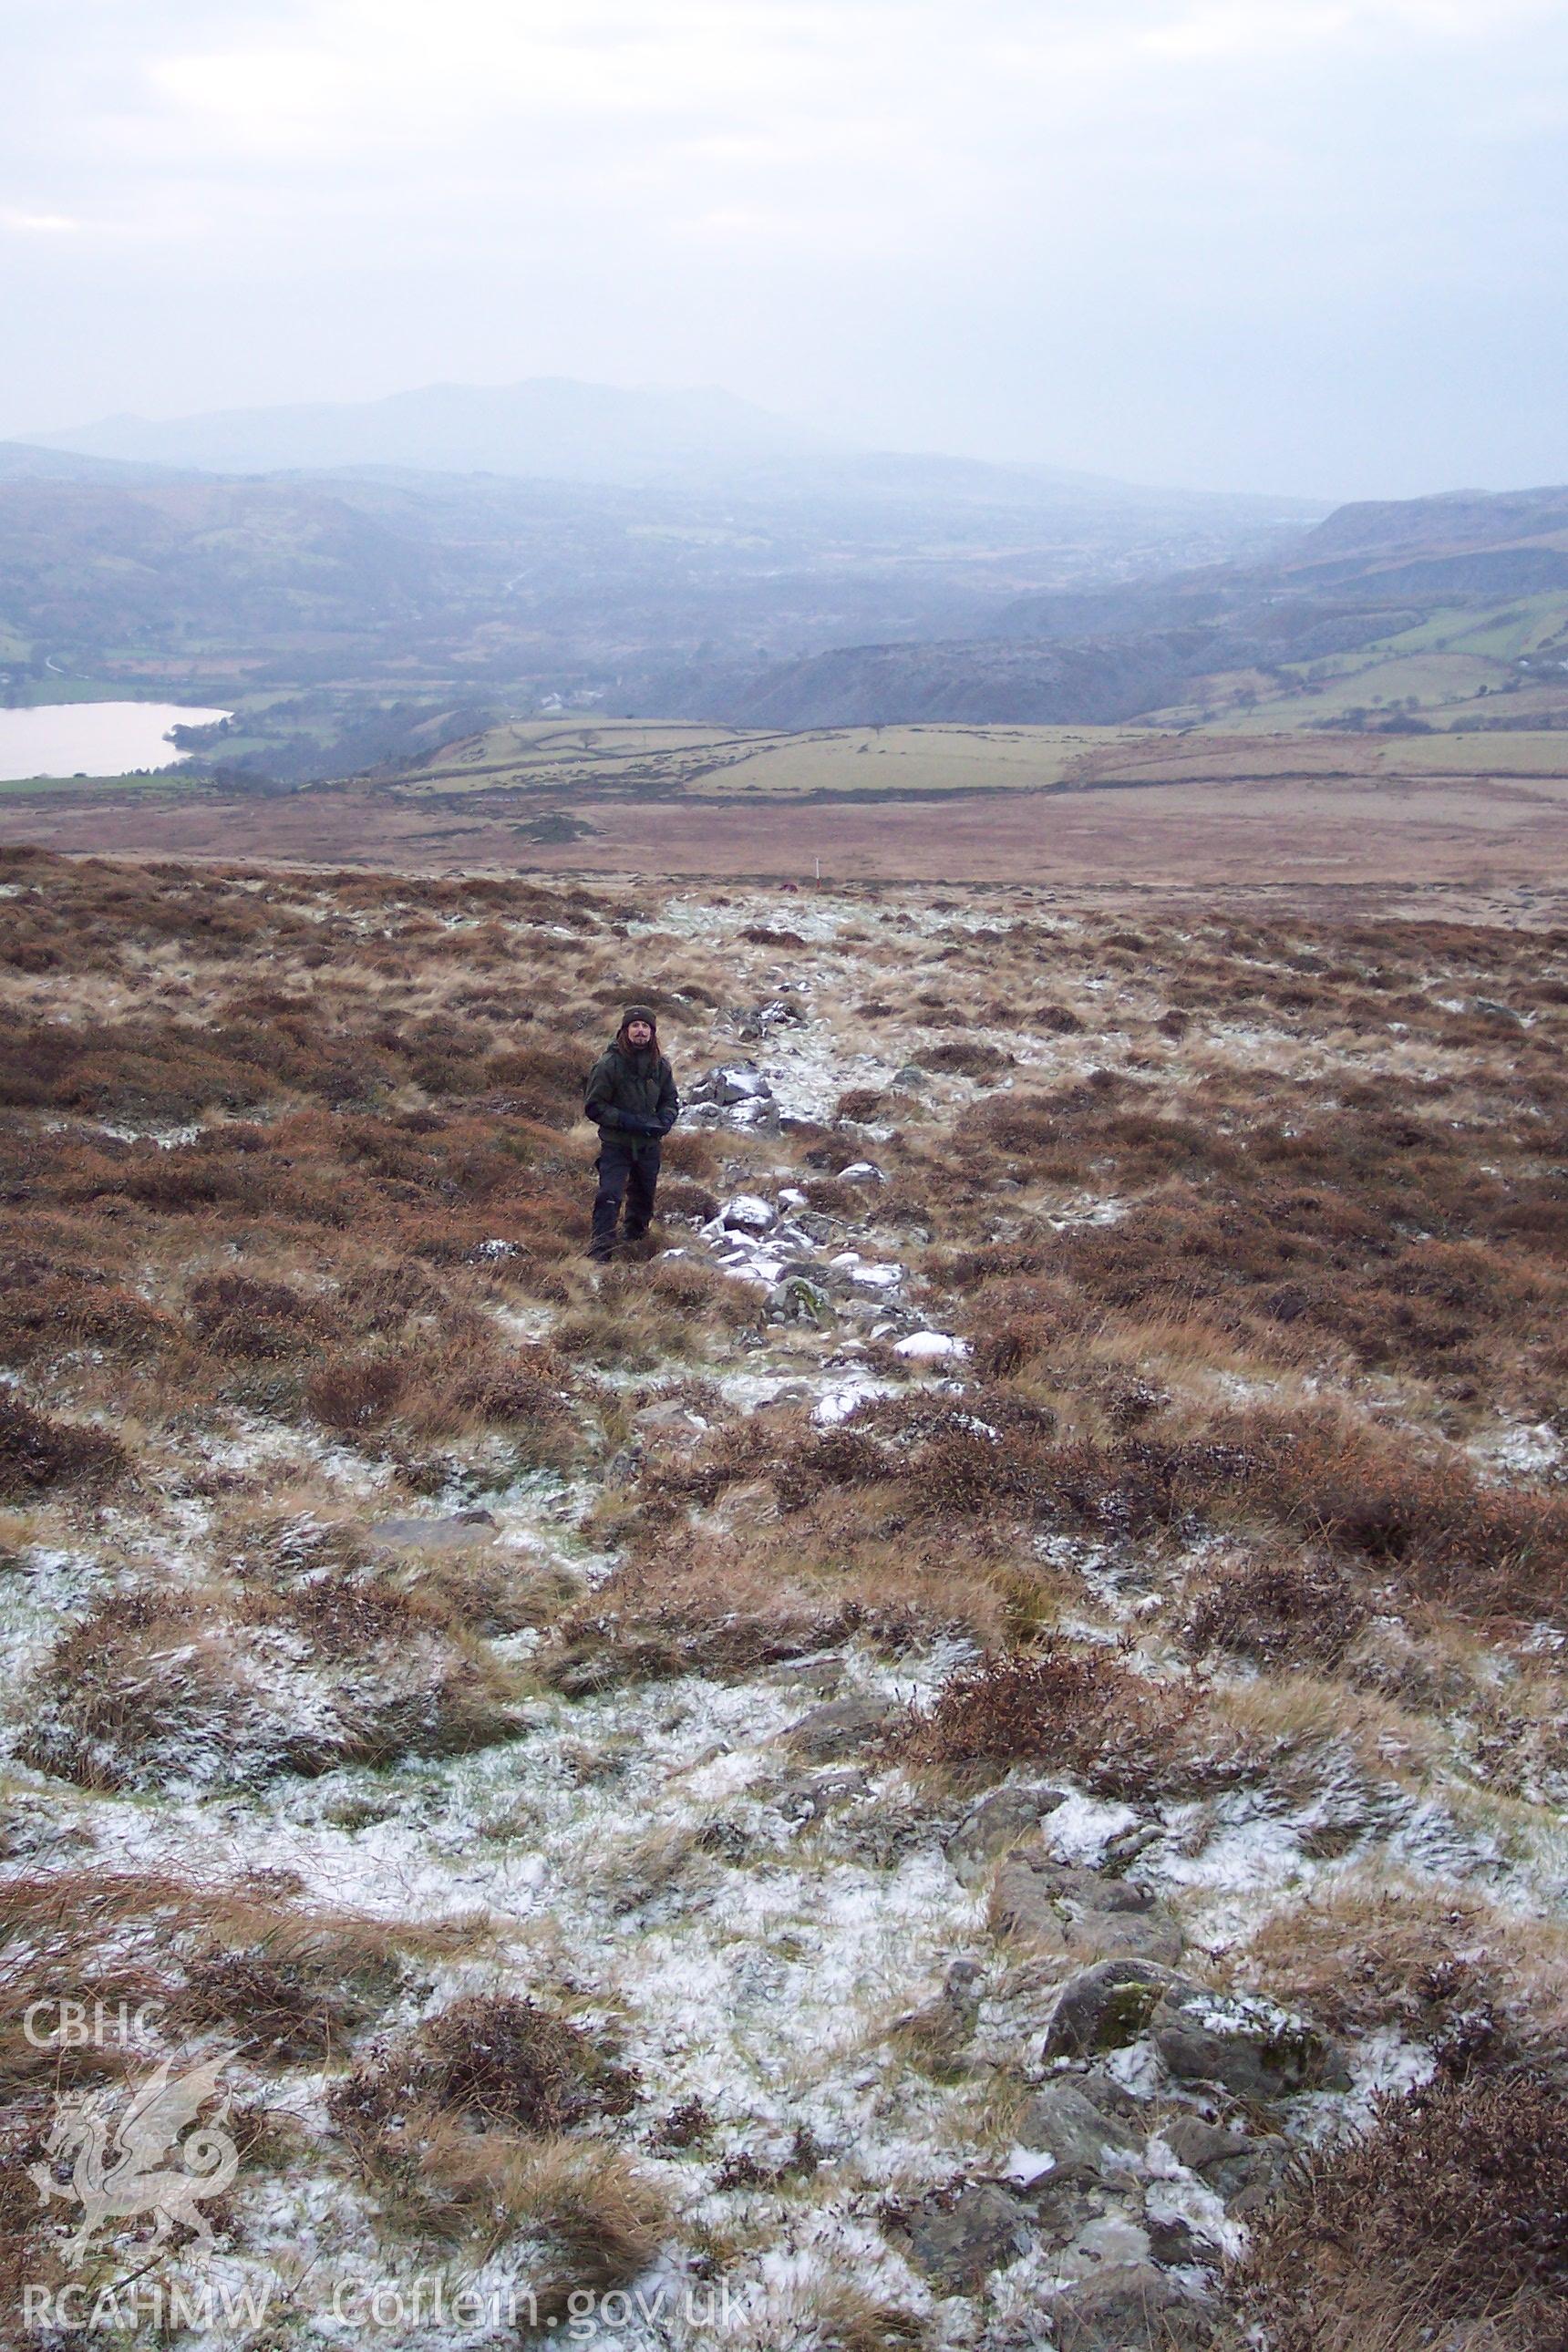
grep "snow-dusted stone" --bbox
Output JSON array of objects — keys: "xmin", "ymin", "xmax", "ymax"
[
  {"xmin": 779, "ymin": 1696, "xmax": 901, "ymax": 1760},
  {"xmin": 849, "ymin": 1262, "xmax": 903, "ymax": 1291},
  {"xmin": 945, "ymin": 1785, "xmax": 1071, "ymax": 1885},
  {"xmin": 691, "ymin": 1063, "xmax": 774, "ymax": 1107},
  {"xmin": 1041, "ymin": 1961, "xmax": 1194, "ymax": 2063},
  {"xmin": 1048, "ymin": 2264, "xmax": 1221, "ymax": 2351},
  {"xmin": 1159, "ymin": 2116, "xmax": 1252, "ymax": 2173},
  {"xmin": 838, "ymin": 1160, "xmax": 886, "ymax": 1183},
  {"xmin": 1015, "ymin": 2082, "xmax": 1141, "ymax": 2182},
  {"xmin": 1150, "ymin": 1985, "xmax": 1350, "ymax": 2098},
  {"xmin": 721, "ymin": 1193, "xmax": 776, "ymax": 1232},
  {"xmin": 767, "ymin": 1274, "xmax": 831, "ymax": 1327},
  {"xmin": 893, "ymin": 1065, "xmax": 928, "ymax": 1088},
  {"xmin": 992, "ymin": 1858, "xmax": 1186, "ymax": 1965},
  {"xmin": 893, "ymin": 1330, "xmax": 966, "ymax": 1360},
  {"xmin": 893, "ymin": 2181, "xmax": 1035, "ymax": 2290},
  {"xmin": 777, "ymin": 1185, "xmax": 808, "ymax": 1207}
]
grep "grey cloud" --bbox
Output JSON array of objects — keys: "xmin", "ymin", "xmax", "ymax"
[{"xmin": 2, "ymin": 0, "xmax": 1564, "ymax": 494}]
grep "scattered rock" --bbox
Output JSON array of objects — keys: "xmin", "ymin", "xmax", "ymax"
[
  {"xmin": 769, "ymin": 1769, "xmax": 869, "ymax": 1823},
  {"xmin": 991, "ymin": 1857, "xmax": 1185, "ymax": 1965},
  {"xmin": 721, "ymin": 1193, "xmax": 776, "ymax": 1232},
  {"xmin": 1159, "ymin": 2114, "xmax": 1252, "ymax": 2172},
  {"xmin": 1047, "ymin": 2263, "xmax": 1220, "ymax": 2351},
  {"xmin": 779, "ymin": 1696, "xmax": 901, "ymax": 1760},
  {"xmin": 838, "ymin": 1161, "xmax": 886, "ymax": 1184},
  {"xmin": 1014, "ymin": 2082, "xmax": 1141, "ymax": 2182},
  {"xmin": 892, "ymin": 1065, "xmax": 928, "ymax": 1088},
  {"xmin": 1041, "ymin": 1961, "xmax": 1193, "ymax": 2063},
  {"xmin": 1150, "ymin": 1986, "xmax": 1351, "ymax": 2099},
  {"xmin": 892, "ymin": 2182, "xmax": 1035, "ymax": 2289},
  {"xmin": 767, "ymin": 1274, "xmax": 831, "ymax": 1327},
  {"xmin": 946, "ymin": 1785, "xmax": 1070, "ymax": 1884},
  {"xmin": 893, "ymin": 1331, "xmax": 966, "ymax": 1360}
]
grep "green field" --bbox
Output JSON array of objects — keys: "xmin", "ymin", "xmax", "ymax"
[
  {"xmin": 374, "ymin": 711, "xmax": 1568, "ymax": 808},
  {"xmin": 390, "ymin": 717, "xmax": 1163, "ymax": 799},
  {"xmin": 1152, "ymin": 592, "xmax": 1568, "ymax": 735}
]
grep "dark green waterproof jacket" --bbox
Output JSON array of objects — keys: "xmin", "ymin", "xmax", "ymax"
[{"xmin": 584, "ymin": 1041, "xmax": 680, "ymax": 1157}]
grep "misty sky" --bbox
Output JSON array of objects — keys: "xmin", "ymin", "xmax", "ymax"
[{"xmin": 4, "ymin": 0, "xmax": 1565, "ymax": 499}]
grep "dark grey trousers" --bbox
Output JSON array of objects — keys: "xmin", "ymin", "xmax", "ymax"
[{"xmin": 591, "ymin": 1137, "xmax": 660, "ymax": 1255}]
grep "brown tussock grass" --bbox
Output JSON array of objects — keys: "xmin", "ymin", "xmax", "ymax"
[
  {"xmin": 17, "ymin": 1571, "xmax": 529, "ymax": 1791},
  {"xmin": 1233, "ymin": 1871, "xmax": 1568, "ymax": 2058},
  {"xmin": 895, "ymin": 1643, "xmax": 1250, "ymax": 1802},
  {"xmin": 1231, "ymin": 2068, "xmax": 1568, "ymax": 2352}
]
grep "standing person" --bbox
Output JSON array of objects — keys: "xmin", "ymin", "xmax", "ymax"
[{"xmin": 583, "ymin": 1006, "xmax": 680, "ymax": 1262}]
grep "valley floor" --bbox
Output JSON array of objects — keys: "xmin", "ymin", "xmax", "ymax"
[{"xmin": 3, "ymin": 754, "xmax": 1568, "ymax": 901}]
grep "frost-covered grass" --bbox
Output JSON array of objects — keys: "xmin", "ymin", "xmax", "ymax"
[{"xmin": 2, "ymin": 850, "xmax": 1566, "ymax": 2348}]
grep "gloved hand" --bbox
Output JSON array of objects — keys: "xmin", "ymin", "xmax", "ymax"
[{"xmin": 626, "ymin": 1114, "xmax": 663, "ymax": 1137}]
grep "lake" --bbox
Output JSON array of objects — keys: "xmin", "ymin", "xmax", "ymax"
[{"xmin": 0, "ymin": 702, "xmax": 233, "ymax": 784}]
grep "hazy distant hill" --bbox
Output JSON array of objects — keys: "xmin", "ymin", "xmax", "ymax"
[
  {"xmin": 0, "ymin": 430, "xmax": 1322, "ymax": 695},
  {"xmin": 703, "ymin": 480, "xmax": 1568, "ymax": 727},
  {"xmin": 1293, "ymin": 485, "xmax": 1568, "ymax": 562},
  {"xmin": 26, "ymin": 378, "xmax": 1320, "ymax": 540},
  {"xmin": 28, "ymin": 379, "xmax": 835, "ymax": 484},
  {"xmin": 0, "ymin": 439, "xmax": 187, "ymax": 486},
  {"xmin": 0, "ymin": 476, "xmax": 436, "ymax": 647}
]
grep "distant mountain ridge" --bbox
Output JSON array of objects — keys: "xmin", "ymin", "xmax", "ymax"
[
  {"xmin": 23, "ymin": 377, "xmax": 1322, "ymax": 533},
  {"xmin": 27, "ymin": 378, "xmax": 832, "ymax": 486}
]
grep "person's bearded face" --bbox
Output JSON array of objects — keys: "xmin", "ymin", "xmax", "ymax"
[{"xmin": 627, "ymin": 1021, "xmax": 652, "ymax": 1048}]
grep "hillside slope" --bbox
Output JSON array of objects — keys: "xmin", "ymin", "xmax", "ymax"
[
  {"xmin": 710, "ymin": 484, "xmax": 1568, "ymax": 729},
  {"xmin": 2, "ymin": 851, "xmax": 1564, "ymax": 2352}
]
